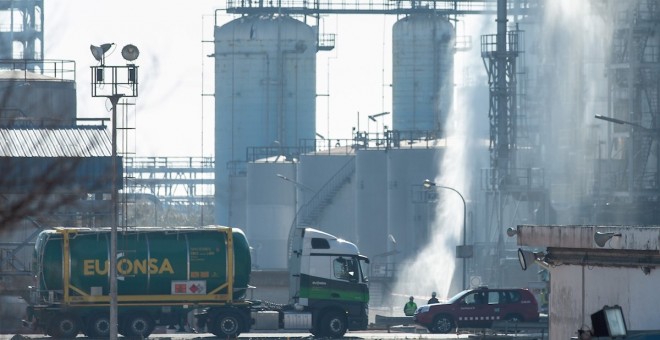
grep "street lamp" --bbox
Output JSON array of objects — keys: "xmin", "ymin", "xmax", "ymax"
[
  {"xmin": 594, "ymin": 114, "xmax": 660, "ymax": 136},
  {"xmin": 276, "ymin": 173, "xmax": 315, "ymax": 193},
  {"xmin": 594, "ymin": 114, "xmax": 660, "ymax": 200},
  {"xmin": 368, "ymin": 111, "xmax": 390, "ymax": 122},
  {"xmin": 90, "ymin": 42, "xmax": 139, "ymax": 340},
  {"xmin": 368, "ymin": 111, "xmax": 390, "ymax": 136},
  {"xmin": 423, "ymin": 179, "xmax": 471, "ymax": 290}
]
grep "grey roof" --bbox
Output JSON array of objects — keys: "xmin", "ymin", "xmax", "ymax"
[{"xmin": 0, "ymin": 127, "xmax": 112, "ymax": 157}]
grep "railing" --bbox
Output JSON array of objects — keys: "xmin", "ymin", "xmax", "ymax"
[
  {"xmin": 318, "ymin": 33, "xmax": 336, "ymax": 50},
  {"xmin": 480, "ymin": 167, "xmax": 545, "ymax": 192},
  {"xmin": 125, "ymin": 157, "xmax": 214, "ymax": 172},
  {"xmin": 245, "ymin": 145, "xmax": 316, "ymax": 162},
  {"xmin": 124, "ymin": 157, "xmax": 215, "ymax": 202},
  {"xmin": 224, "ymin": 0, "xmax": 540, "ymax": 14},
  {"xmin": 481, "ymin": 30, "xmax": 523, "ymax": 57},
  {"xmin": 298, "ymin": 157, "xmax": 355, "ymax": 226},
  {"xmin": 0, "ymin": 59, "xmax": 76, "ymax": 81},
  {"xmin": 300, "ymin": 130, "xmax": 444, "ymax": 154}
]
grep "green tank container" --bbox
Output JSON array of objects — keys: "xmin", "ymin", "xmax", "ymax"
[{"xmin": 33, "ymin": 226, "xmax": 251, "ymax": 301}]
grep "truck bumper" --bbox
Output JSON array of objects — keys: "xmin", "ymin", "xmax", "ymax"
[{"xmin": 347, "ymin": 314, "xmax": 368, "ymax": 331}]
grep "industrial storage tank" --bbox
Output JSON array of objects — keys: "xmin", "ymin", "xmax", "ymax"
[
  {"xmin": 246, "ymin": 161, "xmax": 296, "ymax": 270},
  {"xmin": 386, "ymin": 147, "xmax": 441, "ymax": 260},
  {"xmin": 392, "ymin": 14, "xmax": 454, "ymax": 138},
  {"xmin": 32, "ymin": 226, "xmax": 252, "ymax": 299},
  {"xmin": 214, "ymin": 15, "xmax": 317, "ymax": 225},
  {"xmin": 355, "ymin": 149, "xmax": 388, "ymax": 261},
  {"xmin": 297, "ymin": 153, "xmax": 356, "ymax": 240},
  {"xmin": 0, "ymin": 69, "xmax": 76, "ymax": 127}
]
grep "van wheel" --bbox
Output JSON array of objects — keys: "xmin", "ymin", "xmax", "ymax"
[
  {"xmin": 431, "ymin": 314, "xmax": 454, "ymax": 334},
  {"xmin": 321, "ymin": 311, "xmax": 347, "ymax": 338}
]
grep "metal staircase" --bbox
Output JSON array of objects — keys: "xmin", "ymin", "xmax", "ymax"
[
  {"xmin": 297, "ymin": 157, "xmax": 355, "ymax": 227},
  {"xmin": 608, "ymin": 0, "xmax": 660, "ymax": 194}
]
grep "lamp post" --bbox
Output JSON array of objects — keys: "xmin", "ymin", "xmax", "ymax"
[
  {"xmin": 594, "ymin": 114, "xmax": 660, "ymax": 201},
  {"xmin": 423, "ymin": 179, "xmax": 471, "ymax": 290},
  {"xmin": 368, "ymin": 111, "xmax": 390, "ymax": 135},
  {"xmin": 90, "ymin": 43, "xmax": 139, "ymax": 340}
]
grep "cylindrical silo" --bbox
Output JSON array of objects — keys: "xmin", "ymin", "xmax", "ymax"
[
  {"xmin": 386, "ymin": 147, "xmax": 440, "ymax": 261},
  {"xmin": 0, "ymin": 72, "xmax": 77, "ymax": 127},
  {"xmin": 392, "ymin": 14, "xmax": 454, "ymax": 137},
  {"xmin": 214, "ymin": 15, "xmax": 317, "ymax": 225},
  {"xmin": 246, "ymin": 161, "xmax": 297, "ymax": 270},
  {"xmin": 297, "ymin": 153, "xmax": 355, "ymax": 239},
  {"xmin": 355, "ymin": 149, "xmax": 388, "ymax": 261}
]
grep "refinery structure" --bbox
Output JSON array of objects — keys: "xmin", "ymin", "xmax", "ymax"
[{"xmin": 1, "ymin": 0, "xmax": 660, "ymax": 332}]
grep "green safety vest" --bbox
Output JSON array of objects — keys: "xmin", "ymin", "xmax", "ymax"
[{"xmin": 404, "ymin": 301, "xmax": 417, "ymax": 316}]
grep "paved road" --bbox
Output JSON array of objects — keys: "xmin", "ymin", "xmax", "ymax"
[
  {"xmin": 0, "ymin": 334, "xmax": 505, "ymax": 340},
  {"xmin": 0, "ymin": 329, "xmax": 523, "ymax": 340}
]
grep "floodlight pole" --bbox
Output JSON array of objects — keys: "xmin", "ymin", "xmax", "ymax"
[
  {"xmin": 108, "ymin": 94, "xmax": 122, "ymax": 340},
  {"xmin": 91, "ymin": 46, "xmax": 139, "ymax": 340}
]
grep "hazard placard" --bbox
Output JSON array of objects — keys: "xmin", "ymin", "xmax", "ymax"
[{"xmin": 171, "ymin": 280, "xmax": 207, "ymax": 294}]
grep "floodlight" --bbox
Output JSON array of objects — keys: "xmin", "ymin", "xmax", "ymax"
[
  {"xmin": 121, "ymin": 44, "xmax": 140, "ymax": 61},
  {"xmin": 506, "ymin": 227, "xmax": 518, "ymax": 237},
  {"xmin": 90, "ymin": 43, "xmax": 114, "ymax": 63},
  {"xmin": 517, "ymin": 248, "xmax": 546, "ymax": 271},
  {"xmin": 591, "ymin": 305, "xmax": 627, "ymax": 338},
  {"xmin": 594, "ymin": 231, "xmax": 622, "ymax": 247}
]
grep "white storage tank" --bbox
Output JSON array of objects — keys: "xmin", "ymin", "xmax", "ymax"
[
  {"xmin": 386, "ymin": 147, "xmax": 441, "ymax": 260},
  {"xmin": 246, "ymin": 161, "xmax": 297, "ymax": 270},
  {"xmin": 214, "ymin": 14, "xmax": 317, "ymax": 225},
  {"xmin": 392, "ymin": 14, "xmax": 454, "ymax": 137},
  {"xmin": 297, "ymin": 153, "xmax": 355, "ymax": 240},
  {"xmin": 355, "ymin": 149, "xmax": 389, "ymax": 260}
]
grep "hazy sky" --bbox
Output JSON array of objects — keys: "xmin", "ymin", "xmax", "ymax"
[{"xmin": 44, "ymin": 1, "xmax": 399, "ymax": 157}]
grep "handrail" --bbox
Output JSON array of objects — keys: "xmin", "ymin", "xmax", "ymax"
[
  {"xmin": 298, "ymin": 157, "xmax": 355, "ymax": 225},
  {"xmin": 0, "ymin": 59, "xmax": 76, "ymax": 81}
]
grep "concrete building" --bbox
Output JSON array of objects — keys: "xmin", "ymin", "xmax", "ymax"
[{"xmin": 513, "ymin": 224, "xmax": 660, "ymax": 340}]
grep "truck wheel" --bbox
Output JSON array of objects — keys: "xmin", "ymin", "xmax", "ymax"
[
  {"xmin": 321, "ymin": 311, "xmax": 347, "ymax": 338},
  {"xmin": 122, "ymin": 312, "xmax": 155, "ymax": 338},
  {"xmin": 430, "ymin": 314, "xmax": 454, "ymax": 334},
  {"xmin": 48, "ymin": 313, "xmax": 80, "ymax": 339},
  {"xmin": 210, "ymin": 311, "xmax": 242, "ymax": 337},
  {"xmin": 86, "ymin": 313, "xmax": 110, "ymax": 338}
]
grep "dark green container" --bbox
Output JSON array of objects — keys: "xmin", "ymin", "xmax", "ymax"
[{"xmin": 33, "ymin": 226, "xmax": 251, "ymax": 300}]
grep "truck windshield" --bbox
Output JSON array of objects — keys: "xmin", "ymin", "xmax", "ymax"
[
  {"xmin": 333, "ymin": 257, "xmax": 358, "ymax": 281},
  {"xmin": 358, "ymin": 255, "xmax": 369, "ymax": 283},
  {"xmin": 334, "ymin": 256, "xmax": 370, "ymax": 283}
]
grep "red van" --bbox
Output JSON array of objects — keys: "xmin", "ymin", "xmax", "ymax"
[{"xmin": 413, "ymin": 287, "xmax": 540, "ymax": 333}]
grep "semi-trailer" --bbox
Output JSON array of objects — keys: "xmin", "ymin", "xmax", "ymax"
[{"xmin": 23, "ymin": 225, "xmax": 370, "ymax": 338}]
